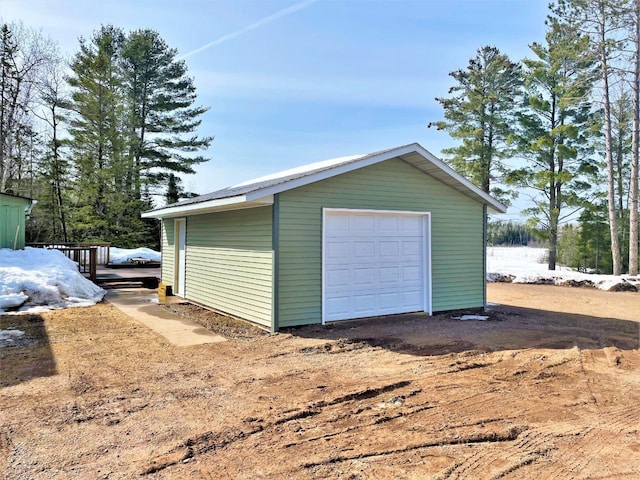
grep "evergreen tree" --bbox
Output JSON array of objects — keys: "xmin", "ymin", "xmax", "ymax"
[
  {"xmin": 506, "ymin": 19, "xmax": 597, "ymax": 270},
  {"xmin": 121, "ymin": 29, "xmax": 212, "ymax": 199},
  {"xmin": 67, "ymin": 25, "xmax": 127, "ymax": 241},
  {"xmin": 429, "ymin": 45, "xmax": 521, "ymax": 201},
  {"xmin": 578, "ymin": 201, "xmax": 613, "ymax": 273},
  {"xmin": 65, "ymin": 26, "xmax": 211, "ymax": 246}
]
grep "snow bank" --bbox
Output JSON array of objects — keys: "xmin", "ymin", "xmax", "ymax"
[
  {"xmin": 487, "ymin": 246, "xmax": 640, "ymax": 291},
  {"xmin": 0, "ymin": 247, "xmax": 106, "ymax": 314},
  {"xmin": 110, "ymin": 247, "xmax": 160, "ymax": 265}
]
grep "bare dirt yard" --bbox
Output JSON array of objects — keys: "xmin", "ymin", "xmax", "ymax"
[{"xmin": 1, "ymin": 283, "xmax": 639, "ymax": 479}]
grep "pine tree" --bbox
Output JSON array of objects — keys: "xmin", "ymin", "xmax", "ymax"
[
  {"xmin": 429, "ymin": 45, "xmax": 521, "ymax": 201},
  {"xmin": 66, "ymin": 26, "xmax": 211, "ymax": 246},
  {"xmin": 121, "ymin": 29, "xmax": 212, "ymax": 200},
  {"xmin": 506, "ymin": 19, "xmax": 597, "ymax": 270},
  {"xmin": 67, "ymin": 25, "xmax": 127, "ymax": 241}
]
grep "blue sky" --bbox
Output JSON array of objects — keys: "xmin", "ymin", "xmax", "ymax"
[{"xmin": 2, "ymin": 0, "xmax": 549, "ymax": 219}]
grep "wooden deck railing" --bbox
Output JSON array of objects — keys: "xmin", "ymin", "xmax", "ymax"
[
  {"xmin": 26, "ymin": 243, "xmax": 99, "ymax": 281},
  {"xmin": 54, "ymin": 247, "xmax": 98, "ymax": 281}
]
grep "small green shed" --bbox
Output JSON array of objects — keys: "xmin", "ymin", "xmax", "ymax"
[
  {"xmin": 142, "ymin": 143, "xmax": 507, "ymax": 331},
  {"xmin": 0, "ymin": 192, "xmax": 34, "ymax": 250}
]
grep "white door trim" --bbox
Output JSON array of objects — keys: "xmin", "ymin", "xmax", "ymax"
[
  {"xmin": 174, "ymin": 217, "xmax": 186, "ymax": 297},
  {"xmin": 321, "ymin": 208, "xmax": 432, "ymax": 324}
]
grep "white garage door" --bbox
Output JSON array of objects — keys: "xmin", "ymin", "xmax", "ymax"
[{"xmin": 323, "ymin": 209, "xmax": 431, "ymax": 322}]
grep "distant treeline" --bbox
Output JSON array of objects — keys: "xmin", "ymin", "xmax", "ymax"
[{"xmin": 487, "ymin": 221, "xmax": 539, "ymax": 247}]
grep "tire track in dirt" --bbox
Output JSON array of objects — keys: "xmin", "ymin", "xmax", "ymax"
[
  {"xmin": 542, "ymin": 404, "xmax": 640, "ymax": 479},
  {"xmin": 434, "ymin": 429, "xmax": 555, "ymax": 479},
  {"xmin": 140, "ymin": 380, "xmax": 415, "ymax": 475},
  {"xmin": 301, "ymin": 426, "xmax": 524, "ymax": 470}
]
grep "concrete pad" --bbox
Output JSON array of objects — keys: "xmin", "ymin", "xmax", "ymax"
[{"xmin": 106, "ymin": 290, "xmax": 226, "ymax": 347}]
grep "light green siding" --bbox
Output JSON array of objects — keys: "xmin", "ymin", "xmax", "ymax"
[
  {"xmin": 161, "ymin": 219, "xmax": 175, "ymax": 286},
  {"xmin": 184, "ymin": 206, "xmax": 273, "ymax": 327},
  {"xmin": 0, "ymin": 194, "xmax": 31, "ymax": 249},
  {"xmin": 277, "ymin": 158, "xmax": 484, "ymax": 327}
]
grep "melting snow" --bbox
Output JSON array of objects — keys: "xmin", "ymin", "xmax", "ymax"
[
  {"xmin": 487, "ymin": 246, "xmax": 640, "ymax": 291},
  {"xmin": 0, "ymin": 329, "xmax": 25, "ymax": 347},
  {"xmin": 0, "ymin": 247, "xmax": 105, "ymax": 314},
  {"xmin": 229, "ymin": 154, "xmax": 365, "ymax": 188},
  {"xmin": 109, "ymin": 247, "xmax": 160, "ymax": 265}
]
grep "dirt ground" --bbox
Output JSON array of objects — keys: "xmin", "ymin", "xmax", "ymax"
[{"xmin": 1, "ymin": 283, "xmax": 639, "ymax": 479}]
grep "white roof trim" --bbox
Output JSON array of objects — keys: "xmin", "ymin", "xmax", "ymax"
[{"xmin": 141, "ymin": 195, "xmax": 274, "ymax": 218}]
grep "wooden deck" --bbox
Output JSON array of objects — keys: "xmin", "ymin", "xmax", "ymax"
[{"xmin": 95, "ymin": 265, "xmax": 160, "ymax": 289}]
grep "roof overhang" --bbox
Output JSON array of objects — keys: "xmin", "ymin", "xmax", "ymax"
[{"xmin": 141, "ymin": 195, "xmax": 274, "ymax": 219}]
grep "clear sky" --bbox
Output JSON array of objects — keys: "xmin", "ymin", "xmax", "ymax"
[{"xmin": 1, "ymin": 0, "xmax": 549, "ymax": 219}]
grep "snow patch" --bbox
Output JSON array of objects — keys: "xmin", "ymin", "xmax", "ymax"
[
  {"xmin": 487, "ymin": 246, "xmax": 640, "ymax": 291},
  {"xmin": 109, "ymin": 247, "xmax": 160, "ymax": 265},
  {"xmin": 0, "ymin": 328, "xmax": 25, "ymax": 347},
  {"xmin": 229, "ymin": 154, "xmax": 365, "ymax": 188},
  {"xmin": 0, "ymin": 247, "xmax": 106, "ymax": 314}
]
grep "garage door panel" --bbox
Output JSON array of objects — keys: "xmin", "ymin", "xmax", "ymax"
[
  {"xmin": 353, "ymin": 267, "xmax": 375, "ymax": 285},
  {"xmin": 326, "ymin": 240, "xmax": 349, "ymax": 258},
  {"xmin": 402, "ymin": 290, "xmax": 423, "ymax": 308},
  {"xmin": 379, "ymin": 241, "xmax": 400, "ymax": 256},
  {"xmin": 327, "ymin": 296, "xmax": 350, "ymax": 316},
  {"xmin": 354, "ymin": 241, "xmax": 375, "ymax": 258},
  {"xmin": 326, "ymin": 268, "xmax": 349, "ymax": 286},
  {"xmin": 354, "ymin": 295, "xmax": 376, "ymax": 314},
  {"xmin": 400, "ymin": 215, "xmax": 423, "ymax": 233},
  {"xmin": 379, "ymin": 266, "xmax": 399, "ymax": 283},
  {"xmin": 378, "ymin": 215, "xmax": 399, "ymax": 231},
  {"xmin": 402, "ymin": 265, "xmax": 421, "ymax": 281},
  {"xmin": 324, "ymin": 210, "xmax": 429, "ymax": 322},
  {"xmin": 328, "ymin": 214, "xmax": 350, "ymax": 232},
  {"xmin": 353, "ymin": 215, "xmax": 375, "ymax": 232},
  {"xmin": 402, "ymin": 240, "xmax": 421, "ymax": 255}
]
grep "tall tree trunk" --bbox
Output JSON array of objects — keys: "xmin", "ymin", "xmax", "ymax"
[
  {"xmin": 603, "ymin": 50, "xmax": 622, "ymax": 275},
  {"xmin": 629, "ymin": 0, "xmax": 640, "ymax": 275}
]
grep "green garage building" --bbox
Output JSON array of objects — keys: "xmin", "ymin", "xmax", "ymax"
[{"xmin": 142, "ymin": 143, "xmax": 507, "ymax": 331}]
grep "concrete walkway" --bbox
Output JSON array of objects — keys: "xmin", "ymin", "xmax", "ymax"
[{"xmin": 106, "ymin": 290, "xmax": 227, "ymax": 347}]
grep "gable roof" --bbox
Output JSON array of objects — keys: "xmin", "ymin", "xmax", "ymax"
[{"xmin": 142, "ymin": 143, "xmax": 507, "ymax": 219}]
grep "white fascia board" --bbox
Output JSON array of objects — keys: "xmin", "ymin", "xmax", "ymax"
[
  {"xmin": 245, "ymin": 144, "xmax": 421, "ymax": 201},
  {"xmin": 141, "ymin": 195, "xmax": 273, "ymax": 219}
]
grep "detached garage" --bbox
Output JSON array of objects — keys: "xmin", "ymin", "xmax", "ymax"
[{"xmin": 142, "ymin": 143, "xmax": 506, "ymax": 332}]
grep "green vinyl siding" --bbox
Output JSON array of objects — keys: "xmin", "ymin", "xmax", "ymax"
[
  {"xmin": 160, "ymin": 219, "xmax": 175, "ymax": 286},
  {"xmin": 185, "ymin": 206, "xmax": 273, "ymax": 327},
  {"xmin": 0, "ymin": 194, "xmax": 30, "ymax": 249},
  {"xmin": 277, "ymin": 158, "xmax": 484, "ymax": 328}
]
